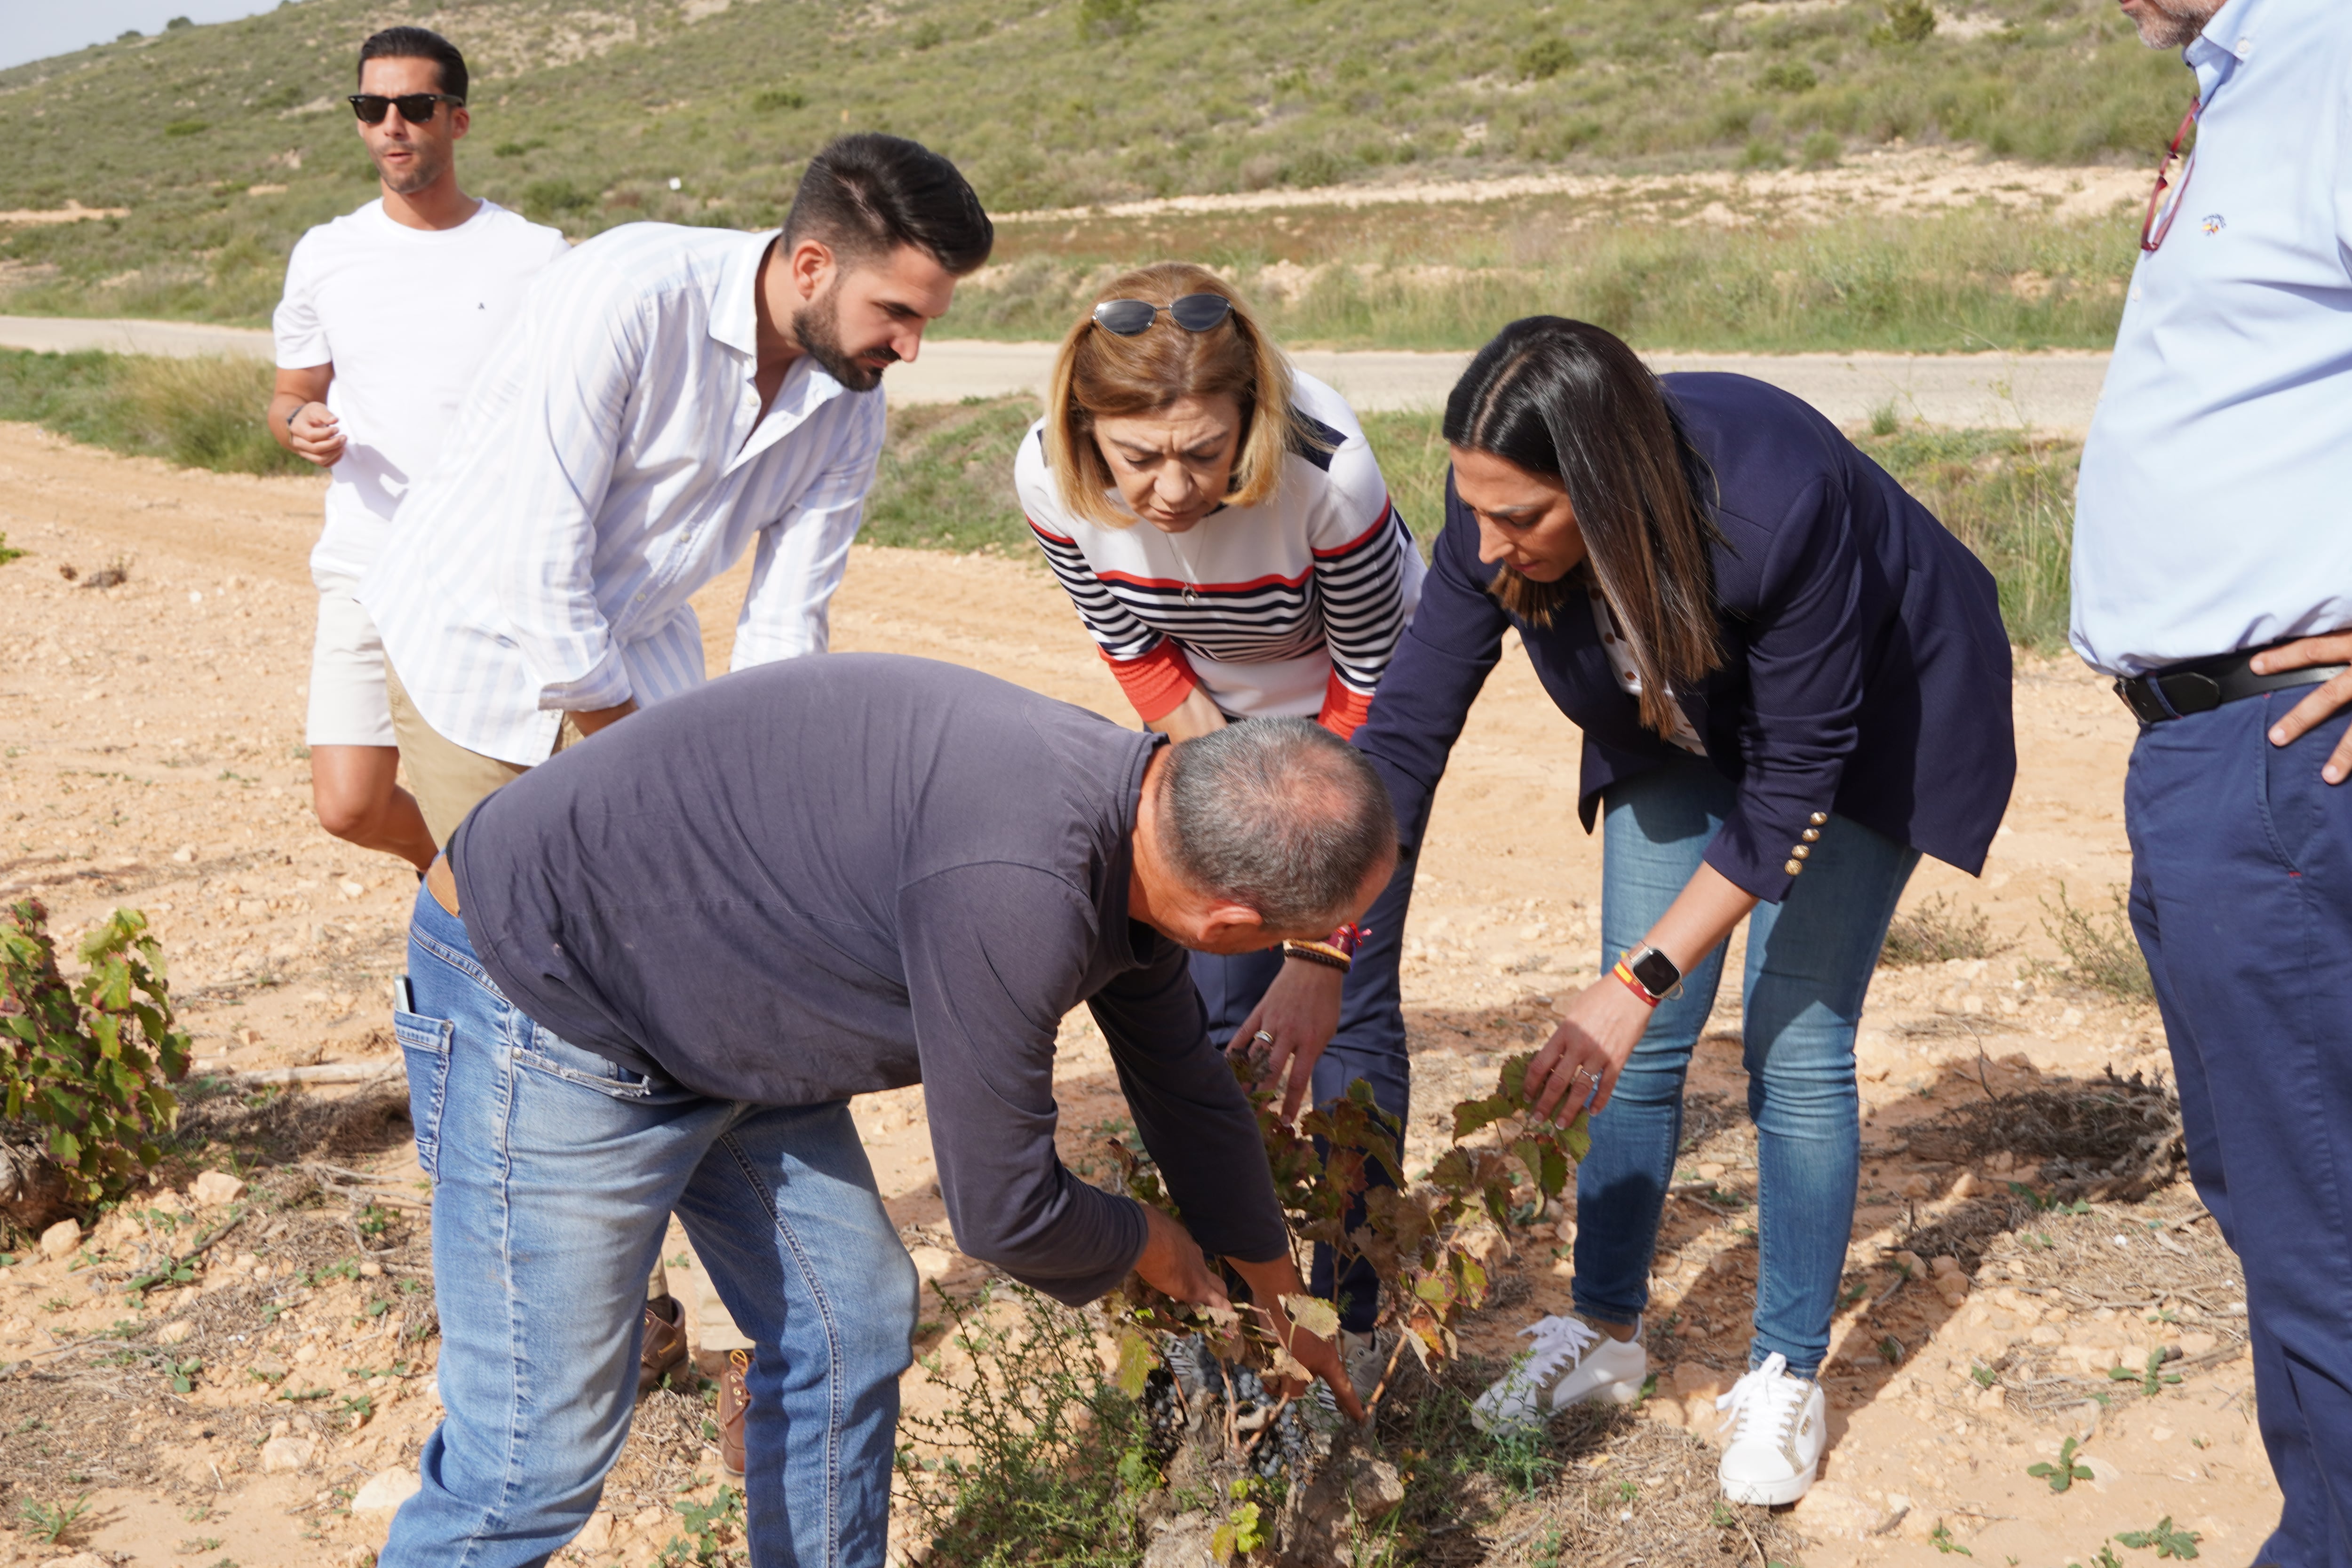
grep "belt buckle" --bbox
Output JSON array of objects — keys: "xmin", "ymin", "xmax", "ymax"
[{"xmin": 2114, "ymin": 677, "xmax": 2171, "ymax": 724}]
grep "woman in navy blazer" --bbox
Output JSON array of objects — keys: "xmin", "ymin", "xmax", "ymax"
[{"xmin": 1345, "ymin": 318, "xmax": 2013, "ymax": 1503}]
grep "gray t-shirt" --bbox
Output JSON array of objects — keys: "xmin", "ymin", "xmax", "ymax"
[{"xmin": 446, "ymin": 653, "xmax": 1287, "ymax": 1302}]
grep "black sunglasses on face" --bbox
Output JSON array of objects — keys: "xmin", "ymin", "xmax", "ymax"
[
  {"xmin": 1091, "ymin": 294, "xmax": 1235, "ymax": 336},
  {"xmin": 349, "ymin": 92, "xmax": 466, "ymax": 126}
]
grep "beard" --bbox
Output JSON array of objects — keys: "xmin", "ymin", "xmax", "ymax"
[
  {"xmin": 372, "ymin": 140, "xmax": 450, "ymax": 197},
  {"xmin": 790, "ymin": 284, "xmax": 897, "ymax": 393},
  {"xmin": 2122, "ymin": 0, "xmax": 2222, "ymax": 48}
]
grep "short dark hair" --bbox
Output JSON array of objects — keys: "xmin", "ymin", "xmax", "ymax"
[
  {"xmin": 1158, "ymin": 719, "xmax": 1396, "ymax": 932},
  {"xmin": 1445, "ymin": 317, "xmax": 1724, "ymax": 739},
  {"xmin": 782, "ymin": 133, "xmax": 993, "ymax": 277},
  {"xmin": 357, "ymin": 26, "xmax": 468, "ymax": 103}
]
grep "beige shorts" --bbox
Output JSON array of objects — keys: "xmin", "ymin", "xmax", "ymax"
[
  {"xmin": 382, "ymin": 661, "xmax": 585, "ymax": 846},
  {"xmin": 306, "ymin": 571, "xmax": 397, "ymax": 749}
]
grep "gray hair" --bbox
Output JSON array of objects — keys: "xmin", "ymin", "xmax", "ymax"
[{"xmin": 1158, "ymin": 718, "xmax": 1397, "ymax": 931}]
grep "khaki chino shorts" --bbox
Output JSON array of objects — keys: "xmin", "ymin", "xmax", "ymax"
[{"xmin": 382, "ymin": 662, "xmax": 585, "ymax": 846}]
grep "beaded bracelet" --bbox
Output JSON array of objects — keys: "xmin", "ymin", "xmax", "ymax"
[{"xmin": 1282, "ymin": 940, "xmax": 1352, "ymax": 973}]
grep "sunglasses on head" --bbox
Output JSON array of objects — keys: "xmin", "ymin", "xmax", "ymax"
[
  {"xmin": 348, "ymin": 92, "xmax": 466, "ymax": 126},
  {"xmin": 1090, "ymin": 294, "xmax": 1235, "ymax": 336}
]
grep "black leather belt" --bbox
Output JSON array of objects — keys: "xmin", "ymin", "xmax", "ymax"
[{"xmin": 2114, "ymin": 644, "xmax": 2346, "ymax": 725}]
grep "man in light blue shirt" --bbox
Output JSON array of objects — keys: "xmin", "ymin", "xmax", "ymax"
[{"xmin": 2075, "ymin": 1, "xmax": 2352, "ymax": 1560}]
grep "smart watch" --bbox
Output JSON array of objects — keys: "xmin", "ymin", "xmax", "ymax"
[{"xmin": 1623, "ymin": 944, "xmax": 1684, "ymax": 1003}]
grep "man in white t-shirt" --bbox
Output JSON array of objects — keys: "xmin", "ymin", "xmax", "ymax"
[{"xmin": 268, "ymin": 25, "xmax": 568, "ymax": 873}]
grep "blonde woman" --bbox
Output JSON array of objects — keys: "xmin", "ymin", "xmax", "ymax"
[{"xmin": 1016, "ymin": 263, "xmax": 1422, "ymax": 1384}]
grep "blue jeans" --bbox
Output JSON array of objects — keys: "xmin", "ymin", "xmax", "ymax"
[
  {"xmin": 1571, "ymin": 756, "xmax": 1918, "ymax": 1377},
  {"xmin": 1191, "ymin": 854, "xmax": 1414, "ymax": 1333},
  {"xmin": 2127, "ymin": 696, "xmax": 2352, "ymax": 1568},
  {"xmin": 382, "ymin": 890, "xmax": 918, "ymax": 1568}
]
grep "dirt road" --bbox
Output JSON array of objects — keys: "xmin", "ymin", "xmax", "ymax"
[
  {"xmin": 0, "ymin": 314, "xmax": 2111, "ymax": 429},
  {"xmin": 0, "ymin": 421, "xmax": 2269, "ymax": 1568}
]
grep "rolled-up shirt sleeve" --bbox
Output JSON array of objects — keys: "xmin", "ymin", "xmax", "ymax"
[
  {"xmin": 730, "ymin": 393, "xmax": 885, "ymax": 669},
  {"xmin": 899, "ymin": 864, "xmax": 1154, "ymax": 1304},
  {"xmin": 1703, "ymin": 481, "xmax": 1866, "ymax": 903},
  {"xmin": 487, "ymin": 260, "xmax": 652, "ymax": 713}
]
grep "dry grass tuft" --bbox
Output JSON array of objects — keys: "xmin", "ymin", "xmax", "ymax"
[{"xmin": 1879, "ymin": 892, "xmax": 2006, "ymax": 968}]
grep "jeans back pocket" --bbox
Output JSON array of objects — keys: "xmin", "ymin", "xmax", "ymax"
[
  {"xmin": 393, "ymin": 1004, "xmax": 455, "ymax": 1180},
  {"xmin": 518, "ymin": 1021, "xmax": 660, "ymax": 1101}
]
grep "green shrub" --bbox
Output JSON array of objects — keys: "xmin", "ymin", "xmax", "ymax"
[
  {"xmin": 1517, "ymin": 37, "xmax": 1580, "ymax": 80},
  {"xmin": 749, "ymin": 87, "xmax": 806, "ymax": 111},
  {"xmin": 520, "ymin": 178, "xmax": 596, "ymax": 219},
  {"xmin": 1, "ymin": 902, "xmax": 191, "ymax": 1205},
  {"xmin": 1802, "ymin": 129, "xmax": 1844, "ymax": 167},
  {"xmin": 1875, "ymin": 0, "xmax": 1938, "ymax": 45},
  {"xmin": 911, "ymin": 20, "xmax": 947, "ymax": 50},
  {"xmin": 162, "ymin": 119, "xmax": 207, "ymax": 137},
  {"xmin": 1076, "ymin": 0, "xmax": 1146, "ymax": 41},
  {"xmin": 1759, "ymin": 60, "xmax": 1818, "ymax": 93}
]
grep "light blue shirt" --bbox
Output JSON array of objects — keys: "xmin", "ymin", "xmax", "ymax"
[{"xmin": 2071, "ymin": 0, "xmax": 2352, "ymax": 677}]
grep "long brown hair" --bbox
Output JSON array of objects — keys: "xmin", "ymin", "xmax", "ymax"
[
  {"xmin": 1445, "ymin": 317, "xmax": 1724, "ymax": 737},
  {"xmin": 1041, "ymin": 262, "xmax": 1307, "ymax": 528}
]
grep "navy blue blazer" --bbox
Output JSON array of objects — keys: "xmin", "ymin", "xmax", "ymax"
[{"xmin": 1356, "ymin": 373, "xmax": 2016, "ymax": 904}]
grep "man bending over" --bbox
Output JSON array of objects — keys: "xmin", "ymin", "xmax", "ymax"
[
  {"xmin": 380, "ymin": 654, "xmax": 1382, "ymax": 1567},
  {"xmin": 360, "ymin": 131, "xmax": 993, "ymax": 837}
]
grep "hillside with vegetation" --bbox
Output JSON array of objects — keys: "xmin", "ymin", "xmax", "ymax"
[{"xmin": 0, "ymin": 0, "xmax": 2191, "ymax": 340}]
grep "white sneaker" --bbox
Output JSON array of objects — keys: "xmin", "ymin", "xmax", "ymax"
[
  {"xmin": 1339, "ymin": 1327, "xmax": 1396, "ymax": 1402},
  {"xmin": 1714, "ymin": 1353, "xmax": 1826, "ymax": 1505},
  {"xmin": 1470, "ymin": 1314, "xmax": 1646, "ymax": 1436}
]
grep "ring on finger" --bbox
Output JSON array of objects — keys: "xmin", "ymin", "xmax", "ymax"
[{"xmin": 1251, "ymin": 1029, "xmax": 1276, "ymax": 1048}]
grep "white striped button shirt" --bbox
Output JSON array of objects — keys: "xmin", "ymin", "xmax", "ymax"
[{"xmin": 358, "ymin": 221, "xmax": 885, "ymax": 765}]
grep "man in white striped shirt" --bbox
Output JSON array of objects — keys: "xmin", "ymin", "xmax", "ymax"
[{"xmin": 359, "ymin": 133, "xmax": 993, "ymax": 831}]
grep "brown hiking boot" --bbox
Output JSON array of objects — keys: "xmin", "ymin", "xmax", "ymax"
[
  {"xmin": 638, "ymin": 1295, "xmax": 687, "ymax": 1395},
  {"xmin": 718, "ymin": 1348, "xmax": 751, "ymax": 1478}
]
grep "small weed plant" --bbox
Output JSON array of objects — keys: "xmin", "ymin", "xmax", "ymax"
[
  {"xmin": 1881, "ymin": 892, "xmax": 2006, "ymax": 967},
  {"xmin": 2114, "ymin": 1517, "xmax": 2202, "ymax": 1560},
  {"xmin": 655, "ymin": 1487, "xmax": 747, "ymax": 1567},
  {"xmin": 2029, "ymin": 1435, "xmax": 2096, "ymax": 1493},
  {"xmin": 2040, "ymin": 883, "xmax": 2156, "ymax": 1003},
  {"xmin": 895, "ymin": 1281, "xmax": 1155, "ymax": 1566},
  {"xmin": 2109, "ymin": 1346, "xmax": 2184, "ymax": 1397},
  {"xmin": 1, "ymin": 900, "xmax": 191, "ymax": 1202},
  {"xmin": 18, "ymin": 1493, "xmax": 92, "ymax": 1545}
]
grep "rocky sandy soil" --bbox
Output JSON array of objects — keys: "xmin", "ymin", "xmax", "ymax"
[{"xmin": 0, "ymin": 419, "xmax": 2273, "ymax": 1568}]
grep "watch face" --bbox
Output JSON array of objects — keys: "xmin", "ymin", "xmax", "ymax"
[{"xmin": 1630, "ymin": 948, "xmax": 1680, "ymax": 997}]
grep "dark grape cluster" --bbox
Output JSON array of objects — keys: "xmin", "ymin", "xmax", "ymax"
[{"xmin": 1149, "ymin": 1334, "xmax": 1329, "ymax": 1482}]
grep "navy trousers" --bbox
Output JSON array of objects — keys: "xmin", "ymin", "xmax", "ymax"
[
  {"xmin": 1190, "ymin": 854, "xmax": 1415, "ymax": 1334},
  {"xmin": 2127, "ymin": 695, "xmax": 2352, "ymax": 1568}
]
